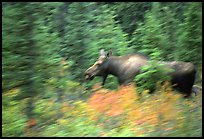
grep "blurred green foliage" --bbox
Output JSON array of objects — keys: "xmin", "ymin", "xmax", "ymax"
[
  {"xmin": 2, "ymin": 89, "xmax": 27, "ymax": 137},
  {"xmin": 135, "ymin": 60, "xmax": 174, "ymax": 93},
  {"xmin": 2, "ymin": 2, "xmax": 202, "ymax": 137}
]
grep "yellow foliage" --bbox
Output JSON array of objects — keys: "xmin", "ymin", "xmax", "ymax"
[
  {"xmin": 3, "ymin": 88, "xmax": 20, "ymax": 97},
  {"xmin": 57, "ymin": 118, "xmax": 69, "ymax": 125},
  {"xmin": 47, "ymin": 100, "xmax": 54, "ymax": 107},
  {"xmin": 61, "ymin": 102, "xmax": 70, "ymax": 113}
]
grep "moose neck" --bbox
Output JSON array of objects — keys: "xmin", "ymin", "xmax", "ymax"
[{"xmin": 105, "ymin": 57, "xmax": 122, "ymax": 76}]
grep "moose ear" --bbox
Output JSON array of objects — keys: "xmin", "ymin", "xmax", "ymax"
[
  {"xmin": 107, "ymin": 50, "xmax": 112, "ymax": 57},
  {"xmin": 99, "ymin": 49, "xmax": 106, "ymax": 56}
]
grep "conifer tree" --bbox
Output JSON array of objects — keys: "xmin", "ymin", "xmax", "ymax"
[
  {"xmin": 131, "ymin": 2, "xmax": 167, "ymax": 60},
  {"xmin": 176, "ymin": 2, "xmax": 202, "ymax": 65}
]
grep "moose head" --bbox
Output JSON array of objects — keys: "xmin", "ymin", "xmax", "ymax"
[{"xmin": 84, "ymin": 49, "xmax": 112, "ymax": 85}]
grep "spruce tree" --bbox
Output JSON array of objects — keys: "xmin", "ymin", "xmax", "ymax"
[
  {"xmin": 176, "ymin": 2, "xmax": 202, "ymax": 65},
  {"xmin": 131, "ymin": 2, "xmax": 167, "ymax": 60}
]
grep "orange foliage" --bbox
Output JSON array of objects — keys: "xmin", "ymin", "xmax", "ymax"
[
  {"xmin": 24, "ymin": 118, "xmax": 38, "ymax": 136},
  {"xmin": 27, "ymin": 119, "xmax": 37, "ymax": 127},
  {"xmin": 25, "ymin": 118, "xmax": 37, "ymax": 134},
  {"xmin": 61, "ymin": 102, "xmax": 70, "ymax": 113},
  {"xmin": 87, "ymin": 82, "xmax": 185, "ymax": 134},
  {"xmin": 88, "ymin": 84, "xmax": 138, "ymax": 118}
]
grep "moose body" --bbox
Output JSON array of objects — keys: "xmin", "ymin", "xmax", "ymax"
[
  {"xmin": 158, "ymin": 61, "xmax": 196, "ymax": 97},
  {"xmin": 85, "ymin": 51, "xmax": 149, "ymax": 85},
  {"xmin": 84, "ymin": 50, "xmax": 196, "ymax": 97}
]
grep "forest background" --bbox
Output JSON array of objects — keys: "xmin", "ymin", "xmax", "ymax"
[{"xmin": 2, "ymin": 2, "xmax": 202, "ymax": 137}]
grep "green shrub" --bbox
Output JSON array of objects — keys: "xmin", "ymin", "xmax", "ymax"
[
  {"xmin": 135, "ymin": 60, "xmax": 174, "ymax": 93},
  {"xmin": 2, "ymin": 92, "xmax": 27, "ymax": 137}
]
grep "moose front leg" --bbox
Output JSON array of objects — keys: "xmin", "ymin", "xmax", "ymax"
[{"xmin": 102, "ymin": 75, "xmax": 108, "ymax": 86}]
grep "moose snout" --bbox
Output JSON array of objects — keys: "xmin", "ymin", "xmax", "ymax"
[
  {"xmin": 84, "ymin": 72, "xmax": 94, "ymax": 81},
  {"xmin": 84, "ymin": 71, "xmax": 88, "ymax": 78},
  {"xmin": 84, "ymin": 71, "xmax": 90, "ymax": 80},
  {"xmin": 84, "ymin": 73, "xmax": 90, "ymax": 80}
]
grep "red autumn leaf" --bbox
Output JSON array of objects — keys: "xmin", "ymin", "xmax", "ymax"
[{"xmin": 27, "ymin": 118, "xmax": 37, "ymax": 127}]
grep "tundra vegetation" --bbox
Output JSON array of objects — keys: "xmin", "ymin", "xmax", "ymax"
[{"xmin": 2, "ymin": 2, "xmax": 202, "ymax": 137}]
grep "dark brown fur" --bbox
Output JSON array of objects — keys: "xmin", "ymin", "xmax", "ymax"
[
  {"xmin": 84, "ymin": 51, "xmax": 149, "ymax": 85},
  {"xmin": 84, "ymin": 50, "xmax": 196, "ymax": 97},
  {"xmin": 158, "ymin": 61, "xmax": 196, "ymax": 97}
]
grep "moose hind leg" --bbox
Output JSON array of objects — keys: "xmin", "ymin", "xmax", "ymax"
[{"xmin": 179, "ymin": 83, "xmax": 194, "ymax": 98}]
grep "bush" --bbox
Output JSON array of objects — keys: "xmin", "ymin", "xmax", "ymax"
[
  {"xmin": 2, "ymin": 89, "xmax": 27, "ymax": 137},
  {"xmin": 87, "ymin": 83, "xmax": 202, "ymax": 137},
  {"xmin": 135, "ymin": 60, "xmax": 174, "ymax": 93}
]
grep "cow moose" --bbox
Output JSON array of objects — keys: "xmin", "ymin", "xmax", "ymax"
[{"xmin": 84, "ymin": 49, "xmax": 196, "ymax": 97}]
